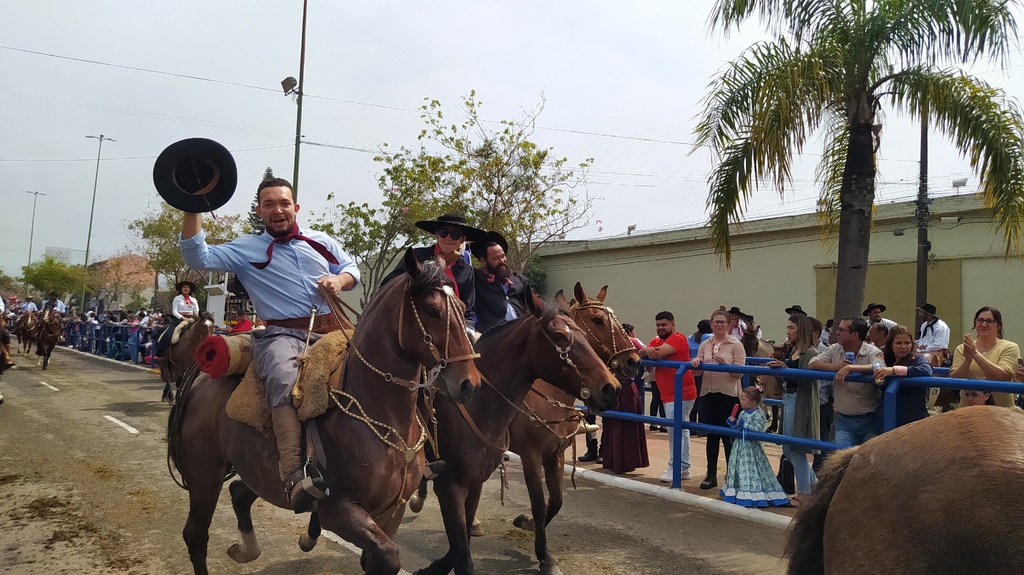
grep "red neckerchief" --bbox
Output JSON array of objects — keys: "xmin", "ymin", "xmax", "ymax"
[
  {"xmin": 479, "ymin": 265, "xmax": 512, "ymax": 285},
  {"xmin": 183, "ymin": 294, "xmax": 193, "ymax": 304},
  {"xmin": 250, "ymin": 224, "xmax": 340, "ymax": 269},
  {"xmin": 432, "ymin": 245, "xmax": 460, "ymax": 299}
]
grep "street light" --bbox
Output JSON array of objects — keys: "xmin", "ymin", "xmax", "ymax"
[
  {"xmin": 282, "ymin": 0, "xmax": 309, "ymax": 199},
  {"xmin": 25, "ymin": 191, "xmax": 46, "ymax": 268},
  {"xmin": 82, "ymin": 134, "xmax": 115, "ymax": 312}
]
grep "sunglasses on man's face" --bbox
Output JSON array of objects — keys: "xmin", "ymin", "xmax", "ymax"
[{"xmin": 436, "ymin": 227, "xmax": 464, "ymax": 241}]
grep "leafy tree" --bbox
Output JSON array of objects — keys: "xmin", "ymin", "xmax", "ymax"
[
  {"xmin": 21, "ymin": 255, "xmax": 86, "ymax": 300},
  {"xmin": 87, "ymin": 251, "xmax": 153, "ymax": 311},
  {"xmin": 245, "ymin": 166, "xmax": 274, "ymax": 235},
  {"xmin": 125, "ymin": 292, "xmax": 149, "ymax": 312},
  {"xmin": 0, "ymin": 268, "xmax": 21, "ymax": 297},
  {"xmin": 309, "ymin": 92, "xmax": 594, "ymax": 306},
  {"xmin": 522, "ymin": 254, "xmax": 547, "ymax": 295},
  {"xmin": 693, "ymin": 0, "xmax": 1024, "ymax": 319},
  {"xmin": 127, "ymin": 203, "xmax": 243, "ymax": 290}
]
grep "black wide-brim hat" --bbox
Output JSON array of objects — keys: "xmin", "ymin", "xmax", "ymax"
[
  {"xmin": 917, "ymin": 302, "xmax": 937, "ymax": 315},
  {"xmin": 728, "ymin": 306, "xmax": 743, "ymax": 315},
  {"xmin": 785, "ymin": 304, "xmax": 806, "ymax": 315},
  {"xmin": 175, "ymin": 281, "xmax": 198, "ymax": 294},
  {"xmin": 153, "ymin": 138, "xmax": 237, "ymax": 213},
  {"xmin": 470, "ymin": 231, "xmax": 509, "ymax": 260},
  {"xmin": 862, "ymin": 303, "xmax": 886, "ymax": 315},
  {"xmin": 414, "ymin": 213, "xmax": 487, "ymax": 243}
]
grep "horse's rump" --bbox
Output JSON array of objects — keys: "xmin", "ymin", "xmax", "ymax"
[{"xmin": 224, "ymin": 328, "xmax": 353, "ymax": 436}]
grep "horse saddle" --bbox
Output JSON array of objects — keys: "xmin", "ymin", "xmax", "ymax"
[
  {"xmin": 225, "ymin": 328, "xmax": 353, "ymax": 437},
  {"xmin": 170, "ymin": 318, "xmax": 193, "ymax": 345}
]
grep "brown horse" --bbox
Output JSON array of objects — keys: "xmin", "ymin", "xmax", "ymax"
[
  {"xmin": 785, "ymin": 407, "xmax": 1024, "ymax": 575},
  {"xmin": 504, "ymin": 283, "xmax": 640, "ymax": 574},
  {"xmin": 166, "ymin": 252, "xmax": 481, "ymax": 575},
  {"xmin": 407, "ymin": 293, "xmax": 620, "ymax": 575},
  {"xmin": 35, "ymin": 310, "xmax": 62, "ymax": 370},
  {"xmin": 14, "ymin": 312, "xmax": 37, "ymax": 355},
  {"xmin": 160, "ymin": 312, "xmax": 215, "ymax": 403}
]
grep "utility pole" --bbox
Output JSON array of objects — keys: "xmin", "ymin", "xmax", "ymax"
[
  {"xmin": 83, "ymin": 134, "xmax": 115, "ymax": 312},
  {"xmin": 292, "ymin": 0, "xmax": 308, "ymax": 200},
  {"xmin": 915, "ymin": 107, "xmax": 930, "ymax": 335},
  {"xmin": 25, "ymin": 191, "xmax": 46, "ymax": 268}
]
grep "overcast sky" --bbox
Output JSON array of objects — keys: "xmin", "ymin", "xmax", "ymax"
[{"xmin": 3, "ymin": 1, "xmax": 1022, "ymax": 280}]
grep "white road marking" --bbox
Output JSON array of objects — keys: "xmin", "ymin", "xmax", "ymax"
[
  {"xmin": 38, "ymin": 381, "xmax": 60, "ymax": 391},
  {"xmin": 103, "ymin": 415, "xmax": 140, "ymax": 434},
  {"xmin": 321, "ymin": 531, "xmax": 412, "ymax": 575}
]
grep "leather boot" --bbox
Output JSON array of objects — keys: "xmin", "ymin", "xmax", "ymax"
[
  {"xmin": 271, "ymin": 405, "xmax": 315, "ymax": 513},
  {"xmin": 578, "ymin": 437, "xmax": 599, "ymax": 462}
]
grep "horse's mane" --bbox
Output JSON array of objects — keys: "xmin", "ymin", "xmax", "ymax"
[
  {"xmin": 478, "ymin": 301, "xmax": 562, "ymax": 342},
  {"xmin": 362, "ymin": 259, "xmax": 452, "ymax": 320}
]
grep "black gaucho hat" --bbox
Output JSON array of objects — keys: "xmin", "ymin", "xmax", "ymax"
[
  {"xmin": 153, "ymin": 138, "xmax": 237, "ymax": 213},
  {"xmin": 414, "ymin": 213, "xmax": 487, "ymax": 243},
  {"xmin": 862, "ymin": 303, "xmax": 887, "ymax": 315},
  {"xmin": 785, "ymin": 304, "xmax": 806, "ymax": 315},
  {"xmin": 175, "ymin": 280, "xmax": 198, "ymax": 294},
  {"xmin": 470, "ymin": 231, "xmax": 509, "ymax": 260}
]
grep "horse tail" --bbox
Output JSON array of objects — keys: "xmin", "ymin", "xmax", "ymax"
[
  {"xmin": 784, "ymin": 446, "xmax": 857, "ymax": 575},
  {"xmin": 166, "ymin": 362, "xmax": 202, "ymax": 490}
]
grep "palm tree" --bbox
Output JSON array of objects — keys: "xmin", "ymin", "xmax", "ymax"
[{"xmin": 693, "ymin": 0, "xmax": 1024, "ymax": 319}]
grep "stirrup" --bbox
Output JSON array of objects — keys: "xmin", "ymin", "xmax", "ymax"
[
  {"xmin": 424, "ymin": 459, "xmax": 446, "ymax": 480},
  {"xmin": 301, "ymin": 460, "xmax": 330, "ymax": 500}
]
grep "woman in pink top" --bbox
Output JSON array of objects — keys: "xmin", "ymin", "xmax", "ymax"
[{"xmin": 691, "ymin": 306, "xmax": 747, "ymax": 490}]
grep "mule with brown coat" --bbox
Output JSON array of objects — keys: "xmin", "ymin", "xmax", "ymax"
[
  {"xmin": 166, "ymin": 252, "xmax": 481, "ymax": 575},
  {"xmin": 786, "ymin": 407, "xmax": 1024, "ymax": 575}
]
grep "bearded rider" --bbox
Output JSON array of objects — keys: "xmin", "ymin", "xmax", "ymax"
[
  {"xmin": 470, "ymin": 231, "xmax": 532, "ymax": 334},
  {"xmin": 179, "ymin": 177, "xmax": 359, "ymax": 513}
]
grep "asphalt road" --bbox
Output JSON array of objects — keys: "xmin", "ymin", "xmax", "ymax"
[{"xmin": 0, "ymin": 347, "xmax": 788, "ymax": 575}]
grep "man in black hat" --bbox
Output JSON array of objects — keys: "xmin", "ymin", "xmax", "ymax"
[
  {"xmin": 916, "ymin": 303, "xmax": 950, "ymax": 353},
  {"xmin": 470, "ymin": 231, "xmax": 532, "ymax": 334},
  {"xmin": 863, "ymin": 303, "xmax": 896, "ymax": 330},
  {"xmin": 179, "ymin": 176, "xmax": 360, "ymax": 513},
  {"xmin": 382, "ymin": 213, "xmax": 487, "ymax": 331}
]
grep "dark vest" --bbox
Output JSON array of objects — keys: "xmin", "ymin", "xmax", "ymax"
[
  {"xmin": 382, "ymin": 246, "xmax": 477, "ymax": 329},
  {"xmin": 473, "ymin": 268, "xmax": 531, "ymax": 334}
]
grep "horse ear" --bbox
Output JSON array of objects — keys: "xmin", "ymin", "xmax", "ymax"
[
  {"xmin": 529, "ymin": 291, "xmax": 545, "ymax": 318},
  {"xmin": 573, "ymin": 282, "xmax": 586, "ymax": 303},
  {"xmin": 554, "ymin": 290, "xmax": 569, "ymax": 311},
  {"xmin": 596, "ymin": 285, "xmax": 608, "ymax": 302},
  {"xmin": 403, "ymin": 248, "xmax": 421, "ymax": 279}
]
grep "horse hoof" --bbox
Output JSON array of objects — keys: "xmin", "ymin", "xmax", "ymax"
[
  {"xmin": 408, "ymin": 493, "xmax": 424, "ymax": 513},
  {"xmin": 298, "ymin": 533, "xmax": 318, "ymax": 552},
  {"xmin": 540, "ymin": 559, "xmax": 563, "ymax": 575},
  {"xmin": 227, "ymin": 543, "xmax": 261, "ymax": 563},
  {"xmin": 469, "ymin": 516, "xmax": 485, "ymax": 537},
  {"xmin": 513, "ymin": 514, "xmax": 535, "ymax": 531}
]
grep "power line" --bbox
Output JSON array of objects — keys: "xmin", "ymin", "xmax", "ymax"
[{"xmin": 0, "ymin": 144, "xmax": 293, "ymax": 163}]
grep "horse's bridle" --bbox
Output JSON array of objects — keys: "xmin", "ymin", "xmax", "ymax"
[
  {"xmin": 349, "ymin": 281, "xmax": 479, "ymax": 391},
  {"xmin": 569, "ymin": 300, "xmax": 634, "ymax": 373},
  {"xmin": 536, "ymin": 314, "xmax": 593, "ymax": 400}
]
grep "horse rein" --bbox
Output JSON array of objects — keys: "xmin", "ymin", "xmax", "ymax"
[{"xmin": 569, "ymin": 300, "xmax": 633, "ymax": 373}]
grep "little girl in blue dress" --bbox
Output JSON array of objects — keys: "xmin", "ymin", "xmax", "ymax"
[{"xmin": 720, "ymin": 386, "xmax": 790, "ymax": 507}]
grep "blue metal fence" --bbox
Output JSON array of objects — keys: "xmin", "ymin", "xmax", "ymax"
[
  {"xmin": 604, "ymin": 358, "xmax": 1024, "ymax": 489},
  {"xmin": 63, "ymin": 321, "xmax": 160, "ymax": 367}
]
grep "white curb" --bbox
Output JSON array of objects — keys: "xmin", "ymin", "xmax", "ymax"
[
  {"xmin": 504, "ymin": 452, "xmax": 792, "ymax": 529},
  {"xmin": 55, "ymin": 345, "xmax": 157, "ymax": 372}
]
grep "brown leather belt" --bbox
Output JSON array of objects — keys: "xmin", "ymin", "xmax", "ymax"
[{"xmin": 265, "ymin": 314, "xmax": 338, "ymax": 334}]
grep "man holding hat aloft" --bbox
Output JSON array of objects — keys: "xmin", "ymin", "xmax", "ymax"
[
  {"xmin": 916, "ymin": 303, "xmax": 950, "ymax": 353},
  {"xmin": 470, "ymin": 231, "xmax": 532, "ymax": 334},
  {"xmin": 179, "ymin": 176, "xmax": 359, "ymax": 512},
  {"xmin": 383, "ymin": 213, "xmax": 487, "ymax": 331},
  {"xmin": 863, "ymin": 303, "xmax": 896, "ymax": 330}
]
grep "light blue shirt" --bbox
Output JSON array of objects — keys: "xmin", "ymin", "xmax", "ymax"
[
  {"xmin": 21, "ymin": 302, "xmax": 38, "ymax": 313},
  {"xmin": 45, "ymin": 299, "xmax": 66, "ymax": 313},
  {"xmin": 180, "ymin": 227, "xmax": 360, "ymax": 321}
]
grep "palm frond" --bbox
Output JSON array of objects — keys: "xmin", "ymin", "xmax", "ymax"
[
  {"xmin": 814, "ymin": 107, "xmax": 849, "ymax": 241},
  {"xmin": 705, "ymin": 140, "xmax": 755, "ymax": 265},
  {"xmin": 887, "ymin": 67, "xmax": 1024, "ymax": 254},
  {"xmin": 708, "ymin": 0, "xmax": 850, "ymax": 46}
]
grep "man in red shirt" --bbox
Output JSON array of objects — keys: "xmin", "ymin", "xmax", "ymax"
[{"xmin": 638, "ymin": 311, "xmax": 697, "ymax": 483}]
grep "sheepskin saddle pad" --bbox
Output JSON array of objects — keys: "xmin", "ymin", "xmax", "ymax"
[{"xmin": 225, "ymin": 328, "xmax": 353, "ymax": 437}]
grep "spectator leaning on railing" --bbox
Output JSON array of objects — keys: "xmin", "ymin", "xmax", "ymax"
[
  {"xmin": 950, "ymin": 306, "xmax": 1020, "ymax": 409},
  {"xmin": 808, "ymin": 317, "xmax": 884, "ymax": 448},
  {"xmin": 872, "ymin": 325, "xmax": 932, "ymax": 427}
]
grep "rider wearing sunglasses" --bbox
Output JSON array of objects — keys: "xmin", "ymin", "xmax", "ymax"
[{"xmin": 382, "ymin": 213, "xmax": 488, "ymax": 331}]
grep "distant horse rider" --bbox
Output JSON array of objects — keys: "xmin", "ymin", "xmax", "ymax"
[
  {"xmin": 179, "ymin": 176, "xmax": 359, "ymax": 513},
  {"xmin": 20, "ymin": 295, "xmax": 38, "ymax": 314},
  {"xmin": 382, "ymin": 213, "xmax": 487, "ymax": 334},
  {"xmin": 154, "ymin": 280, "xmax": 201, "ymax": 357}
]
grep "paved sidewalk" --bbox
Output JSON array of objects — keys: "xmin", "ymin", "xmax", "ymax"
[{"xmin": 566, "ymin": 419, "xmax": 800, "ymax": 525}]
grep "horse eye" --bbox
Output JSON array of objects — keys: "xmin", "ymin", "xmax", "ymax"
[
  {"xmin": 592, "ymin": 317, "xmax": 605, "ymax": 326},
  {"xmin": 553, "ymin": 331, "xmax": 568, "ymax": 342},
  {"xmin": 426, "ymin": 307, "xmax": 441, "ymax": 319}
]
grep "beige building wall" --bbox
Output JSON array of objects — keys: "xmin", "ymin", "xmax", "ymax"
[{"xmin": 538, "ymin": 195, "xmax": 1024, "ymax": 345}]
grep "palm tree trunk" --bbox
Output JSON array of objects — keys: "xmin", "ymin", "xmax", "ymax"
[{"xmin": 833, "ymin": 123, "xmax": 876, "ymax": 323}]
